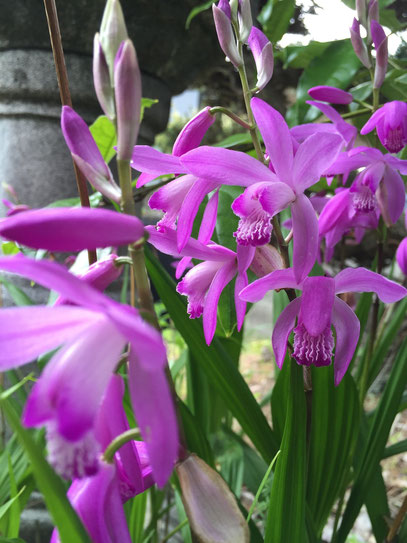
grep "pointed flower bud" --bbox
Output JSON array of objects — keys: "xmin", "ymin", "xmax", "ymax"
[
  {"xmin": 114, "ymin": 40, "xmax": 142, "ymax": 160},
  {"xmin": 61, "ymin": 106, "xmax": 121, "ymax": 202},
  {"xmin": 99, "ymin": 0, "xmax": 128, "ymax": 80},
  {"xmin": 176, "ymin": 454, "xmax": 249, "ymax": 543},
  {"xmin": 248, "ymin": 27, "xmax": 274, "ymax": 91},
  {"xmin": 350, "ymin": 18, "xmax": 371, "ymax": 68},
  {"xmin": 371, "ymin": 20, "xmax": 388, "ymax": 89},
  {"xmin": 238, "ymin": 0, "xmax": 253, "ymax": 43},
  {"xmin": 172, "ymin": 107, "xmax": 216, "ymax": 157},
  {"xmin": 212, "ymin": 3, "xmax": 243, "ymax": 68},
  {"xmin": 93, "ymin": 34, "xmax": 116, "ymax": 121},
  {"xmin": 367, "ymin": 0, "xmax": 379, "ymax": 42},
  {"xmin": 308, "ymin": 86, "xmax": 353, "ymax": 105}
]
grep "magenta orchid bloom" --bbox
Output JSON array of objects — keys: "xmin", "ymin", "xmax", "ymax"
[
  {"xmin": 146, "ymin": 226, "xmax": 254, "ymax": 344},
  {"xmin": 240, "ymin": 267, "xmax": 406, "ymax": 385},
  {"xmin": 360, "ymin": 101, "xmax": 407, "ymax": 153},
  {"xmin": 51, "ymin": 462, "xmax": 132, "ymax": 543},
  {"xmin": 61, "ymin": 106, "xmax": 121, "ymax": 203},
  {"xmin": 0, "ymin": 207, "xmax": 145, "ymax": 252},
  {"xmin": 0, "ymin": 254, "xmax": 177, "ymax": 486},
  {"xmin": 51, "ymin": 374, "xmax": 154, "ymax": 543},
  {"xmin": 180, "ymin": 97, "xmax": 343, "ymax": 282},
  {"xmin": 325, "ymin": 145, "xmax": 407, "ymax": 225}
]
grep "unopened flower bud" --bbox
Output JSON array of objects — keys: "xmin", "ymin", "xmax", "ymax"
[
  {"xmin": 238, "ymin": 0, "xmax": 252, "ymax": 43},
  {"xmin": 61, "ymin": 106, "xmax": 121, "ymax": 202},
  {"xmin": 176, "ymin": 454, "xmax": 249, "ymax": 543},
  {"xmin": 212, "ymin": 3, "xmax": 243, "ymax": 68},
  {"xmin": 250, "ymin": 245, "xmax": 284, "ymax": 278},
  {"xmin": 230, "ymin": 0, "xmax": 239, "ymax": 21},
  {"xmin": 396, "ymin": 237, "xmax": 407, "ymax": 275},
  {"xmin": 248, "ymin": 27, "xmax": 274, "ymax": 92},
  {"xmin": 308, "ymin": 85, "xmax": 353, "ymax": 105},
  {"xmin": 367, "ymin": 0, "xmax": 379, "ymax": 42},
  {"xmin": 93, "ymin": 34, "xmax": 116, "ymax": 120},
  {"xmin": 114, "ymin": 40, "xmax": 142, "ymax": 160},
  {"xmin": 99, "ymin": 0, "xmax": 128, "ymax": 80},
  {"xmin": 172, "ymin": 107, "xmax": 216, "ymax": 157},
  {"xmin": 371, "ymin": 20, "xmax": 388, "ymax": 89},
  {"xmin": 350, "ymin": 18, "xmax": 371, "ymax": 68}
]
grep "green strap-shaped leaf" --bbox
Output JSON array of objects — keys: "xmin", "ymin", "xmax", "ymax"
[
  {"xmin": 306, "ymin": 368, "xmax": 360, "ymax": 534},
  {"xmin": 265, "ymin": 361, "xmax": 306, "ymax": 543},
  {"xmin": 145, "ymin": 248, "xmax": 278, "ymax": 463},
  {"xmin": 336, "ymin": 337, "xmax": 407, "ymax": 543},
  {"xmin": 0, "ymin": 396, "xmax": 91, "ymax": 543}
]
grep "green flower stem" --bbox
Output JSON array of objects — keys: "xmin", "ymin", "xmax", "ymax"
[
  {"xmin": 161, "ymin": 519, "xmax": 189, "ymax": 542},
  {"xmin": 209, "ymin": 106, "xmax": 252, "ymax": 130},
  {"xmin": 341, "ymin": 107, "xmax": 372, "ymax": 119},
  {"xmin": 103, "ymin": 428, "xmax": 141, "ymax": 463},
  {"xmin": 372, "ymin": 87, "xmax": 380, "ymax": 112}
]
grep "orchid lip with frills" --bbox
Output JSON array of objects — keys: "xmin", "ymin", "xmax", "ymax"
[{"xmin": 240, "ymin": 267, "xmax": 407, "ymax": 385}]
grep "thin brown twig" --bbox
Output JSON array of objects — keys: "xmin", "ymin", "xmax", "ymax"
[
  {"xmin": 386, "ymin": 492, "xmax": 407, "ymax": 542},
  {"xmin": 43, "ymin": 0, "xmax": 96, "ymax": 265}
]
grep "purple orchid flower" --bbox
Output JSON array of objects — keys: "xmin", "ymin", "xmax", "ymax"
[
  {"xmin": 180, "ymin": 97, "xmax": 343, "ymax": 282},
  {"xmin": 146, "ymin": 226, "xmax": 254, "ymax": 344},
  {"xmin": 0, "ymin": 254, "xmax": 177, "ymax": 486},
  {"xmin": 50, "ymin": 462, "xmax": 132, "ymax": 543},
  {"xmin": 360, "ymin": 101, "xmax": 407, "ymax": 153},
  {"xmin": 61, "ymin": 106, "xmax": 121, "ymax": 203},
  {"xmin": 318, "ymin": 187, "xmax": 379, "ymax": 259},
  {"xmin": 0, "ymin": 207, "xmax": 145, "ymax": 252},
  {"xmin": 51, "ymin": 374, "xmax": 154, "ymax": 543},
  {"xmin": 308, "ymin": 86, "xmax": 353, "ymax": 105},
  {"xmin": 240, "ymin": 267, "xmax": 406, "ymax": 385},
  {"xmin": 325, "ymin": 145, "xmax": 407, "ymax": 225}
]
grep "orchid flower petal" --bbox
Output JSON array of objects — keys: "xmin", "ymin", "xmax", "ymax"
[
  {"xmin": 130, "ymin": 146, "xmax": 185, "ymax": 175},
  {"xmin": 292, "ymin": 133, "xmax": 343, "ymax": 192},
  {"xmin": 251, "ymin": 97, "xmax": 294, "ymax": 184},
  {"xmin": 180, "ymin": 146, "xmax": 277, "ymax": 185},
  {"xmin": 0, "ymin": 306, "xmax": 102, "ymax": 370},
  {"xmin": 198, "ymin": 189, "xmax": 219, "ymax": 244},
  {"xmin": 177, "ymin": 179, "xmax": 218, "ymax": 251},
  {"xmin": 239, "ymin": 268, "xmax": 299, "ymax": 302},
  {"xmin": 291, "ymin": 194, "xmax": 319, "ymax": 283},
  {"xmin": 331, "ymin": 297, "xmax": 360, "ymax": 386},
  {"xmin": 300, "ymin": 277, "xmax": 335, "ymax": 336},
  {"xmin": 175, "ymin": 257, "xmax": 193, "ymax": 279},
  {"xmin": 128, "ymin": 352, "xmax": 178, "ymax": 488},
  {"xmin": 258, "ymin": 182, "xmax": 296, "ymax": 215},
  {"xmin": 396, "ymin": 238, "xmax": 407, "ymax": 275},
  {"xmin": 248, "ymin": 27, "xmax": 274, "ymax": 91},
  {"xmin": 0, "ymin": 207, "xmax": 145, "ymax": 251},
  {"xmin": 236, "ymin": 244, "xmax": 255, "ymax": 274},
  {"xmin": 71, "ymin": 153, "xmax": 121, "ymax": 203},
  {"xmin": 235, "ymin": 271, "xmax": 248, "ymax": 331},
  {"xmin": 272, "ymin": 298, "xmax": 301, "ymax": 368},
  {"xmin": 136, "ymin": 172, "xmax": 158, "ymax": 188},
  {"xmin": 319, "ymin": 189, "xmax": 350, "ymax": 236},
  {"xmin": 212, "ymin": 4, "xmax": 242, "ymax": 67},
  {"xmin": 203, "ymin": 261, "xmax": 237, "ymax": 345},
  {"xmin": 334, "ymin": 267, "xmax": 407, "ymax": 302},
  {"xmin": 146, "ymin": 226, "xmax": 235, "ymax": 262}
]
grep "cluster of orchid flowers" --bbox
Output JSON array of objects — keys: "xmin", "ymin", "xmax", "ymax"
[{"xmin": 0, "ymin": 0, "xmax": 407, "ymax": 541}]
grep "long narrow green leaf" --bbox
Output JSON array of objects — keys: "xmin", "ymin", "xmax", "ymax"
[
  {"xmin": 145, "ymin": 248, "xmax": 278, "ymax": 462},
  {"xmin": 178, "ymin": 400, "xmax": 215, "ymax": 468},
  {"xmin": 0, "ymin": 397, "xmax": 91, "ymax": 543},
  {"xmin": 336, "ymin": 337, "xmax": 407, "ymax": 543},
  {"xmin": 307, "ymin": 368, "xmax": 360, "ymax": 535},
  {"xmin": 365, "ymin": 466, "xmax": 390, "ymax": 542},
  {"xmin": 383, "ymin": 438, "xmax": 407, "ymax": 459},
  {"xmin": 265, "ymin": 361, "xmax": 306, "ymax": 543}
]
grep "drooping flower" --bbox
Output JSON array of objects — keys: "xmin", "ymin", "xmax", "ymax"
[
  {"xmin": 240, "ymin": 267, "xmax": 406, "ymax": 384},
  {"xmin": 61, "ymin": 107, "xmax": 121, "ymax": 202},
  {"xmin": 0, "ymin": 254, "xmax": 177, "ymax": 486},
  {"xmin": 360, "ymin": 101, "xmax": 407, "ymax": 153},
  {"xmin": 146, "ymin": 226, "xmax": 254, "ymax": 344},
  {"xmin": 181, "ymin": 97, "xmax": 343, "ymax": 282}
]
